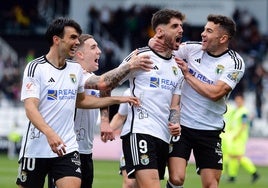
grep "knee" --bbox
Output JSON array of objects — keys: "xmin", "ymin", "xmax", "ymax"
[{"xmin": 169, "ymin": 174, "xmax": 185, "ymax": 186}]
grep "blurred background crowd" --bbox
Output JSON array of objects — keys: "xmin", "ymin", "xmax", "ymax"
[{"xmin": 0, "ymin": 0, "xmax": 268, "ymax": 141}]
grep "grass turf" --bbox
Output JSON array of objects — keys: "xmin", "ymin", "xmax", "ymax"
[{"xmin": 1, "ymin": 154, "xmax": 267, "ymax": 188}]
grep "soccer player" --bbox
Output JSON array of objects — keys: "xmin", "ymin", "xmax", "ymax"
[
  {"xmin": 73, "ymin": 34, "xmax": 153, "ymax": 188},
  {"xmin": 16, "ymin": 17, "xmax": 145, "ymax": 188},
  {"xmin": 225, "ymin": 94, "xmax": 260, "ymax": 183},
  {"xmin": 150, "ymin": 14, "xmax": 245, "ymax": 188},
  {"xmin": 110, "ymin": 88, "xmax": 137, "ymax": 188},
  {"xmin": 119, "ymin": 9, "xmax": 185, "ymax": 188}
]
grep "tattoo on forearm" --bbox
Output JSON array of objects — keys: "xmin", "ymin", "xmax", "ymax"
[
  {"xmin": 85, "ymin": 76, "xmax": 101, "ymax": 90},
  {"xmin": 85, "ymin": 64, "xmax": 131, "ymax": 90},
  {"xmin": 169, "ymin": 109, "xmax": 180, "ymax": 124},
  {"xmin": 103, "ymin": 64, "xmax": 130, "ymax": 89}
]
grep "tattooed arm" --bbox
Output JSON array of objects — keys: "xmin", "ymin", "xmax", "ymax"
[
  {"xmin": 99, "ymin": 90, "xmax": 115, "ymax": 142},
  {"xmin": 168, "ymin": 94, "xmax": 181, "ymax": 136},
  {"xmin": 84, "ymin": 50, "xmax": 153, "ymax": 90}
]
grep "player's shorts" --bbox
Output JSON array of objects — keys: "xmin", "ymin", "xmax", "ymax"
[
  {"xmin": 122, "ymin": 133, "xmax": 169, "ymax": 179},
  {"xmin": 169, "ymin": 125, "xmax": 223, "ymax": 174},
  {"xmin": 16, "ymin": 151, "xmax": 81, "ymax": 188},
  {"xmin": 80, "ymin": 153, "xmax": 93, "ymax": 188}
]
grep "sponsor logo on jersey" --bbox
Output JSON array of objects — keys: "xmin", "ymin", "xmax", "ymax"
[
  {"xmin": 47, "ymin": 90, "xmax": 57, "ymax": 100},
  {"xmin": 227, "ymin": 71, "xmax": 240, "ymax": 82},
  {"xmin": 189, "ymin": 68, "xmax": 214, "ymax": 84},
  {"xmin": 48, "ymin": 77, "xmax": 55, "ymax": 82},
  {"xmin": 195, "ymin": 58, "xmax": 201, "ymax": 63},
  {"xmin": 150, "ymin": 77, "xmax": 178, "ymax": 91},
  {"xmin": 216, "ymin": 65, "xmax": 224, "ymax": 74},
  {"xmin": 26, "ymin": 82, "xmax": 34, "ymax": 90},
  {"xmin": 47, "ymin": 89, "xmax": 77, "ymax": 100}
]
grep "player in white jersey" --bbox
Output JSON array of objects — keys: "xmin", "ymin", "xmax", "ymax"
[
  {"xmin": 16, "ymin": 18, "xmax": 146, "ymax": 188},
  {"xmin": 110, "ymin": 88, "xmax": 137, "ymax": 188},
  {"xmin": 149, "ymin": 14, "xmax": 245, "ymax": 188},
  {"xmin": 72, "ymin": 34, "xmax": 153, "ymax": 188},
  {"xmin": 119, "ymin": 9, "xmax": 185, "ymax": 188}
]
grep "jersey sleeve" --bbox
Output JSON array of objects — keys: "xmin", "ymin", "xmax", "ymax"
[
  {"xmin": 20, "ymin": 62, "xmax": 41, "ymax": 101},
  {"xmin": 77, "ymin": 65, "xmax": 85, "ymax": 94},
  {"xmin": 117, "ymin": 89, "xmax": 131, "ymax": 116},
  {"xmin": 219, "ymin": 53, "xmax": 245, "ymax": 89}
]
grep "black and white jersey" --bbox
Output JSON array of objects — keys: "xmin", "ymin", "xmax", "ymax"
[
  {"xmin": 20, "ymin": 56, "xmax": 84, "ymax": 158},
  {"xmin": 74, "ymin": 71, "xmax": 99, "ymax": 155},
  {"xmin": 174, "ymin": 42, "xmax": 245, "ymax": 130},
  {"xmin": 119, "ymin": 47, "xmax": 184, "ymax": 143}
]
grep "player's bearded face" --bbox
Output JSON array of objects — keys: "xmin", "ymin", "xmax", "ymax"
[{"xmin": 163, "ymin": 33, "xmax": 178, "ymax": 50}]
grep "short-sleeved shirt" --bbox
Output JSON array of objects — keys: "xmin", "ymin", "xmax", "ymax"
[
  {"xmin": 20, "ymin": 56, "xmax": 84, "ymax": 158},
  {"xmin": 120, "ymin": 47, "xmax": 184, "ymax": 143},
  {"xmin": 74, "ymin": 71, "xmax": 100, "ymax": 154},
  {"xmin": 174, "ymin": 42, "xmax": 245, "ymax": 130}
]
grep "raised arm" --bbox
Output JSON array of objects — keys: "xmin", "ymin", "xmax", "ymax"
[{"xmin": 84, "ymin": 50, "xmax": 153, "ymax": 90}]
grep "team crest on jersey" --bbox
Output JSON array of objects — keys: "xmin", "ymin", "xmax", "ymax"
[
  {"xmin": 227, "ymin": 71, "xmax": 240, "ymax": 82},
  {"xmin": 140, "ymin": 154, "xmax": 149, "ymax": 165},
  {"xmin": 70, "ymin": 74, "xmax": 76, "ymax": 83},
  {"xmin": 20, "ymin": 170, "xmax": 27, "ymax": 182},
  {"xmin": 172, "ymin": 66, "xmax": 178, "ymax": 75},
  {"xmin": 216, "ymin": 65, "xmax": 224, "ymax": 74}
]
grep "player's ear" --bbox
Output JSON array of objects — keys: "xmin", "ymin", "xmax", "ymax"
[{"xmin": 155, "ymin": 26, "xmax": 164, "ymax": 39}]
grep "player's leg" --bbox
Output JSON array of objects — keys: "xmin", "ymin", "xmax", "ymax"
[
  {"xmin": 167, "ymin": 126, "xmax": 194, "ymax": 187},
  {"xmin": 52, "ymin": 151, "xmax": 82, "ymax": 188},
  {"xmin": 80, "ymin": 153, "xmax": 93, "ymax": 188},
  {"xmin": 194, "ymin": 129, "xmax": 222, "ymax": 188},
  {"xmin": 240, "ymin": 156, "xmax": 260, "ymax": 183}
]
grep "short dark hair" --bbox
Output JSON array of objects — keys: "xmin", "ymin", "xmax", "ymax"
[
  {"xmin": 151, "ymin": 9, "xmax": 185, "ymax": 31},
  {"xmin": 207, "ymin": 14, "xmax": 236, "ymax": 39},
  {"xmin": 45, "ymin": 17, "xmax": 82, "ymax": 46}
]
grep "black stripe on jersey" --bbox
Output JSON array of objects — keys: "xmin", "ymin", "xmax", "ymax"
[
  {"xmin": 124, "ymin": 46, "xmax": 151, "ymax": 62},
  {"xmin": 20, "ymin": 121, "xmax": 32, "ymax": 170},
  {"xmin": 27, "ymin": 56, "xmax": 46, "ymax": 77},
  {"xmin": 228, "ymin": 50, "xmax": 243, "ymax": 70}
]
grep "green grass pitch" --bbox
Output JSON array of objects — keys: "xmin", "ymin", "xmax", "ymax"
[{"xmin": 1, "ymin": 154, "xmax": 267, "ymax": 187}]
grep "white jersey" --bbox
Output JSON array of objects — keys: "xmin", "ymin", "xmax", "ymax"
[
  {"xmin": 118, "ymin": 89, "xmax": 131, "ymax": 116},
  {"xmin": 19, "ymin": 56, "xmax": 84, "ymax": 158},
  {"xmin": 120, "ymin": 47, "xmax": 184, "ymax": 143},
  {"xmin": 174, "ymin": 42, "xmax": 245, "ymax": 130},
  {"xmin": 74, "ymin": 71, "xmax": 100, "ymax": 154}
]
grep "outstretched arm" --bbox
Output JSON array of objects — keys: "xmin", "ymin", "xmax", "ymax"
[
  {"xmin": 76, "ymin": 92, "xmax": 140, "ymax": 109},
  {"xmin": 84, "ymin": 50, "xmax": 153, "ymax": 90}
]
